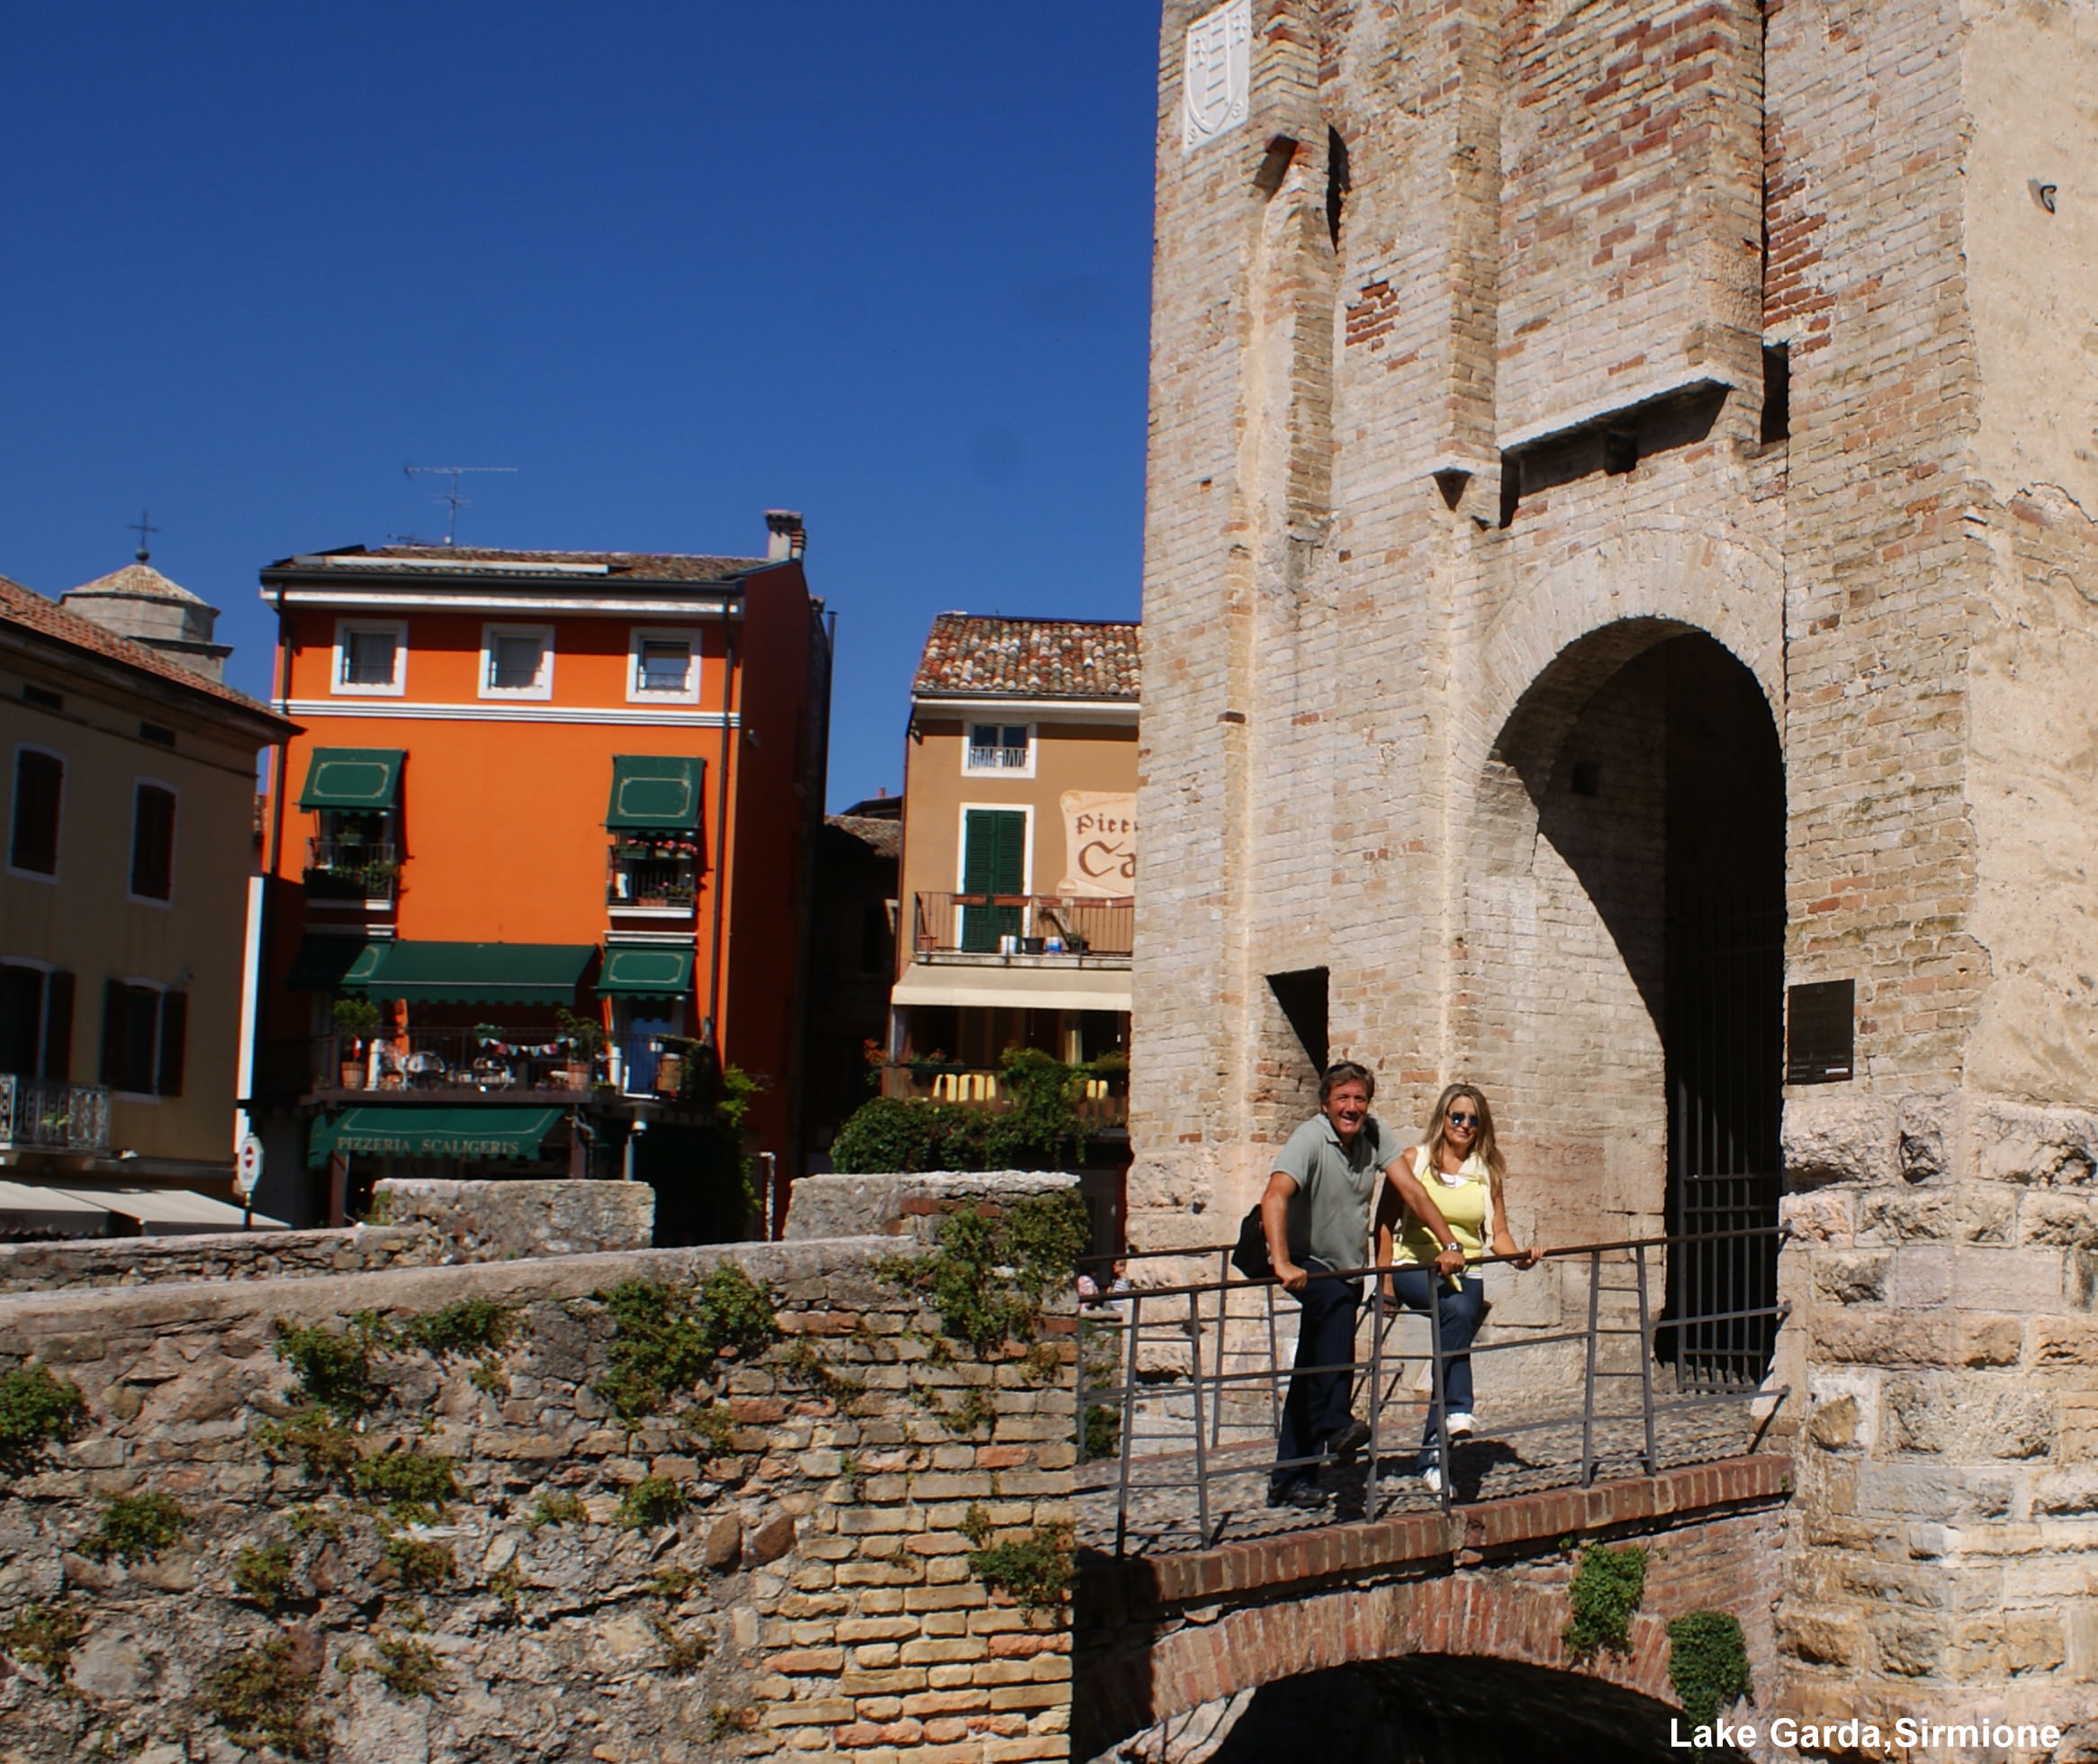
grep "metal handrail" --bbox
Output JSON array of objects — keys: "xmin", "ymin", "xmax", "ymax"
[{"xmin": 1076, "ymin": 1224, "xmax": 1790, "ymax": 1554}]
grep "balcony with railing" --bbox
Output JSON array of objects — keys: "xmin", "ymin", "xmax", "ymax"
[
  {"xmin": 303, "ymin": 837, "xmax": 399, "ymax": 904},
  {"xmin": 0, "ymin": 1075, "xmax": 113, "ymax": 1153},
  {"xmin": 607, "ymin": 838, "xmax": 698, "ymax": 914},
  {"xmin": 314, "ymin": 1027, "xmax": 600, "ymax": 1097},
  {"xmin": 878, "ymin": 1061, "xmax": 1128, "ymax": 1126},
  {"xmin": 910, "ymin": 893, "xmax": 1132, "ymax": 966}
]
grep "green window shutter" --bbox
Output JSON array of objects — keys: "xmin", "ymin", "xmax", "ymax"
[
  {"xmin": 960, "ymin": 811, "xmax": 1026, "ymax": 952},
  {"xmin": 961, "ymin": 810, "xmax": 1025, "ymax": 894}
]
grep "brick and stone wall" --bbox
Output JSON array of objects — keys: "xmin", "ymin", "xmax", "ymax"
[
  {"xmin": 1136, "ymin": 0, "xmax": 2098, "ymax": 1741},
  {"xmin": 0, "ymin": 1180, "xmax": 1076, "ymax": 1761},
  {"xmin": 1077, "ymin": 1456, "xmax": 1790, "ymax": 1759}
]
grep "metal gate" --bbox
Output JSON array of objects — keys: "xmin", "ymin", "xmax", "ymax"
[{"xmin": 1662, "ymin": 896, "xmax": 1783, "ymax": 1390}]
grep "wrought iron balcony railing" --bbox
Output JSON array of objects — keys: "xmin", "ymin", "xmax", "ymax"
[
  {"xmin": 910, "ymin": 892, "xmax": 1133, "ymax": 961},
  {"xmin": 316, "ymin": 1027, "xmax": 600, "ymax": 1094},
  {"xmin": 877, "ymin": 1062, "xmax": 1128, "ymax": 1124},
  {"xmin": 303, "ymin": 838, "xmax": 399, "ymax": 903},
  {"xmin": 608, "ymin": 842, "xmax": 699, "ymax": 910},
  {"xmin": 0, "ymin": 1075, "xmax": 113, "ymax": 1153}
]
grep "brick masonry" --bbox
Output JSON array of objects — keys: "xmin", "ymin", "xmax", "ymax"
[
  {"xmin": 1137, "ymin": 0, "xmax": 2098, "ymax": 1742},
  {"xmin": 1076, "ymin": 1455, "xmax": 1790, "ymax": 1757},
  {"xmin": 0, "ymin": 1185, "xmax": 1075, "ymax": 1761}
]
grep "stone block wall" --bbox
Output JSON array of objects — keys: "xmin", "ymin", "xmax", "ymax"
[
  {"xmin": 0, "ymin": 1181, "xmax": 657, "ymax": 1297},
  {"xmin": 1776, "ymin": 1095, "xmax": 2098, "ymax": 1732},
  {"xmin": 0, "ymin": 1216, "xmax": 1075, "ymax": 1759}
]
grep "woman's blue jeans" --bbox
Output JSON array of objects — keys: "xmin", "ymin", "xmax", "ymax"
[{"xmin": 1388, "ymin": 1267, "xmax": 1484, "ymax": 1459}]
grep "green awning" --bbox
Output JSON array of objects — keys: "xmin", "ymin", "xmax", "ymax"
[
  {"xmin": 605, "ymin": 755, "xmax": 703, "ymax": 831},
  {"xmin": 308, "ymin": 1105, "xmax": 563, "ymax": 1167},
  {"xmin": 597, "ymin": 944, "xmax": 696, "ymax": 999},
  {"xmin": 362, "ymin": 941, "xmax": 594, "ymax": 1004},
  {"xmin": 286, "ymin": 937, "xmax": 387, "ymax": 993},
  {"xmin": 298, "ymin": 748, "xmax": 403, "ymax": 811}
]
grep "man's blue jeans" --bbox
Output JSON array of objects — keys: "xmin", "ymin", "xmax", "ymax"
[
  {"xmin": 1273, "ymin": 1258, "xmax": 1362, "ymax": 1493},
  {"xmin": 1389, "ymin": 1266, "xmax": 1486, "ymax": 1460}
]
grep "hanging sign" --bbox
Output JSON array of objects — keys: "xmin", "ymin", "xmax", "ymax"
[{"xmin": 1059, "ymin": 790, "xmax": 1137, "ymax": 897}]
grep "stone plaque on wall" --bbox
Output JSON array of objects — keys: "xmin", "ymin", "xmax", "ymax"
[
  {"xmin": 1059, "ymin": 789, "xmax": 1137, "ymax": 896},
  {"xmin": 1181, "ymin": 0, "xmax": 1252, "ymax": 153}
]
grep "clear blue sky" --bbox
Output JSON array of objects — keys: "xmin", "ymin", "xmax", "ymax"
[{"xmin": 1, "ymin": 4, "xmax": 1158, "ymax": 809}]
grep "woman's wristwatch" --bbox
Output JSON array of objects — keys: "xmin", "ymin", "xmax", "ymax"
[{"xmin": 1441, "ymin": 1240, "xmax": 1463, "ymax": 1256}]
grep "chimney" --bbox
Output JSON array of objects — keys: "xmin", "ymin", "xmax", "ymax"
[{"xmin": 764, "ymin": 509, "xmax": 806, "ymax": 562}]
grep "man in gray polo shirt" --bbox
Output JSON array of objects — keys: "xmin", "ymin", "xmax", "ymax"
[{"xmin": 1261, "ymin": 1061, "xmax": 1463, "ymax": 1509}]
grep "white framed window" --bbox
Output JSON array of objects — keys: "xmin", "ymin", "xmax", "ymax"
[
  {"xmin": 127, "ymin": 778, "xmax": 178, "ymax": 907},
  {"xmin": 627, "ymin": 627, "xmax": 701, "ymax": 705},
  {"xmin": 332, "ymin": 620, "xmax": 407, "ymax": 697},
  {"xmin": 964, "ymin": 722, "xmax": 1034, "ymax": 777},
  {"xmin": 478, "ymin": 623, "xmax": 554, "ymax": 700}
]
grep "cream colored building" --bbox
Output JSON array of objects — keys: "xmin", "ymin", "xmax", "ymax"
[
  {"xmin": 888, "ymin": 615, "xmax": 1138, "ymax": 1078},
  {"xmin": 0, "ymin": 563, "xmax": 292, "ymax": 1211}
]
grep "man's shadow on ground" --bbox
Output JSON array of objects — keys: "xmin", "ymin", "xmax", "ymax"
[{"xmin": 1328, "ymin": 1437, "xmax": 1526, "ymax": 1517}]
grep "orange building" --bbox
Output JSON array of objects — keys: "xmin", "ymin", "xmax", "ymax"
[{"xmin": 248, "ymin": 520, "xmax": 828, "ymax": 1238}]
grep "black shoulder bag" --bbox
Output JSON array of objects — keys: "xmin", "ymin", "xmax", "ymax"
[{"xmin": 1231, "ymin": 1204, "xmax": 1274, "ymax": 1281}]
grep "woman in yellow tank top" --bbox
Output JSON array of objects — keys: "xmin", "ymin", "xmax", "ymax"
[{"xmin": 1374, "ymin": 1082, "xmax": 1537, "ymax": 1492}]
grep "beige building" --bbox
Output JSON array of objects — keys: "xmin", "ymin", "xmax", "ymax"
[
  {"xmin": 1136, "ymin": 0, "xmax": 2098, "ymax": 1736},
  {"xmin": 887, "ymin": 615, "xmax": 1138, "ymax": 1086},
  {"xmin": 1, "ymin": 563, "xmax": 292, "ymax": 1216}
]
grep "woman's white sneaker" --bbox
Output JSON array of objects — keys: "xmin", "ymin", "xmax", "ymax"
[
  {"xmin": 1445, "ymin": 1411, "xmax": 1475, "ymax": 1438},
  {"xmin": 1420, "ymin": 1464, "xmax": 1444, "ymax": 1495}
]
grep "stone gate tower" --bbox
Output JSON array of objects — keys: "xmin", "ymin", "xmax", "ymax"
[{"xmin": 1135, "ymin": 0, "xmax": 2098, "ymax": 1733}]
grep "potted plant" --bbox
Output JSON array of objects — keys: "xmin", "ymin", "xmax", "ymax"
[
  {"xmin": 554, "ymin": 1008, "xmax": 607, "ymax": 1090},
  {"xmin": 332, "ymin": 996, "xmax": 383, "ymax": 1089}
]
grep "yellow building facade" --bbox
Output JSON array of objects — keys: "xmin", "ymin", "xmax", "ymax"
[{"xmin": 0, "ymin": 569, "xmax": 292, "ymax": 1202}]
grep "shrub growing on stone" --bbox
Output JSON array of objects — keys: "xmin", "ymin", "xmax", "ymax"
[
  {"xmin": 273, "ymin": 1314, "xmax": 390, "ymax": 1421},
  {"xmin": 372, "ymin": 1632, "xmax": 448, "ymax": 1698},
  {"xmin": 887, "ymin": 1189, "xmax": 1090, "ymax": 1354},
  {"xmin": 401, "ymin": 1299, "xmax": 514, "ymax": 1357},
  {"xmin": 595, "ymin": 1266, "xmax": 778, "ymax": 1424},
  {"xmin": 231, "ymin": 1539, "xmax": 296, "ymax": 1607},
  {"xmin": 617, "ymin": 1475, "xmax": 689, "ymax": 1530},
  {"xmin": 381, "ymin": 1533, "xmax": 455, "ymax": 1589},
  {"xmin": 196, "ymin": 1630, "xmax": 324, "ymax": 1759},
  {"xmin": 1563, "ymin": 1543, "xmax": 1648, "ymax": 1658},
  {"xmin": 0, "ymin": 1364, "xmax": 85, "ymax": 1466},
  {"xmin": 77, "ymin": 1491, "xmax": 189, "ymax": 1564},
  {"xmin": 0, "ymin": 1600, "xmax": 84, "ymax": 1686},
  {"xmin": 353, "ymin": 1447, "xmax": 459, "ymax": 1518},
  {"xmin": 1668, "ymin": 1610, "xmax": 1755, "ymax": 1729}
]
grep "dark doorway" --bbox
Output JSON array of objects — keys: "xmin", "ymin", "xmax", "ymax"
[
  {"xmin": 1659, "ymin": 636, "xmax": 1784, "ymax": 1388},
  {"xmin": 1193, "ymin": 1654, "xmax": 1743, "ymax": 1763}
]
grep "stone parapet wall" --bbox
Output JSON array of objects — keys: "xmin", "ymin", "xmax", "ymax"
[
  {"xmin": 0, "ymin": 1181, "xmax": 657, "ymax": 1296},
  {"xmin": 0, "ymin": 1225, "xmax": 1076, "ymax": 1760},
  {"xmin": 785, "ymin": 1171, "xmax": 1078, "ymax": 1243},
  {"xmin": 0, "ymin": 1225, "xmax": 431, "ymax": 1295}
]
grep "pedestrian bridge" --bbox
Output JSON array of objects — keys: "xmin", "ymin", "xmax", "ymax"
[{"xmin": 1070, "ymin": 1229, "xmax": 1791, "ymax": 1760}]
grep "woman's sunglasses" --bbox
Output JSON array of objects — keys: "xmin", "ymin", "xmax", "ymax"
[{"xmin": 1446, "ymin": 1110, "xmax": 1480, "ymax": 1128}]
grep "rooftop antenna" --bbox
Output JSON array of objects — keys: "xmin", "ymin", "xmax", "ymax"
[
  {"xmin": 402, "ymin": 464, "xmax": 516, "ymax": 546},
  {"xmin": 130, "ymin": 509, "xmax": 159, "ymax": 562}
]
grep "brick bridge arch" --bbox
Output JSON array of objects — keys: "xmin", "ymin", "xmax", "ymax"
[{"xmin": 1076, "ymin": 1460, "xmax": 1787, "ymax": 1759}]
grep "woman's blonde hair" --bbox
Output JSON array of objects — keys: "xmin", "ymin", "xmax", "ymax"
[{"xmin": 1423, "ymin": 1082, "xmax": 1508, "ymax": 1203}]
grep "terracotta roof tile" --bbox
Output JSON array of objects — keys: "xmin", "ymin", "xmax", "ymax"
[
  {"xmin": 912, "ymin": 615, "xmax": 1139, "ymax": 702},
  {"xmin": 275, "ymin": 546, "xmax": 771, "ymax": 583},
  {"xmin": 0, "ymin": 574, "xmax": 282, "ymax": 723}
]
